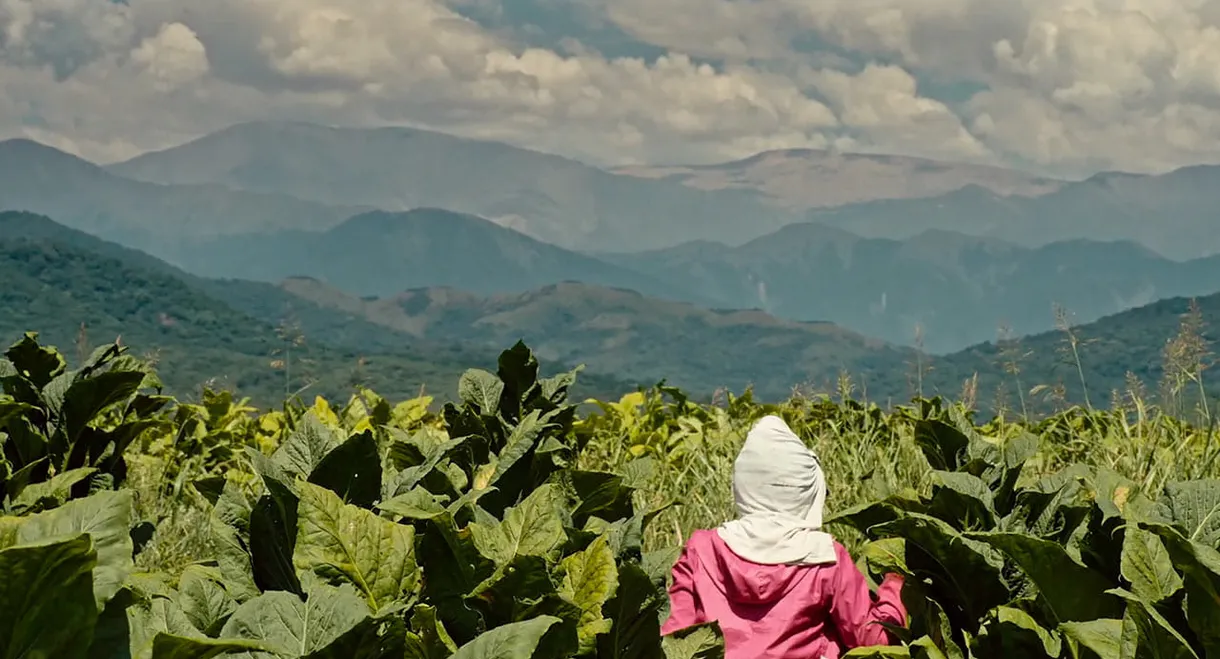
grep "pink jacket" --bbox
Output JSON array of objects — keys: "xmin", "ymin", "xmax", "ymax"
[{"xmin": 661, "ymin": 529, "xmax": 907, "ymax": 659}]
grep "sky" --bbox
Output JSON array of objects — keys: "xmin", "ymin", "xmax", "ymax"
[{"xmin": 4, "ymin": 0, "xmax": 1220, "ymax": 177}]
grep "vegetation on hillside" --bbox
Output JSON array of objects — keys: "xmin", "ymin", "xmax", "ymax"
[
  {"xmin": 2, "ymin": 332, "xmax": 1219, "ymax": 657},
  {"xmin": 6, "ymin": 209, "xmax": 1220, "ymax": 417},
  {"xmin": 0, "ymin": 213, "xmax": 635, "ymax": 405}
]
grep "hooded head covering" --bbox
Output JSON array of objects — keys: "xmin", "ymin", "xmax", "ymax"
[{"xmin": 715, "ymin": 415, "xmax": 838, "ymax": 566}]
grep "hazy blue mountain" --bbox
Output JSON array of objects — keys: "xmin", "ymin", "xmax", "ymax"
[
  {"xmin": 0, "ymin": 138, "xmax": 364, "ymax": 264},
  {"xmin": 805, "ymin": 165, "xmax": 1220, "ymax": 260},
  {"xmin": 602, "ymin": 222, "xmax": 1220, "ymax": 352},
  {"xmin": 106, "ymin": 120, "xmax": 806, "ymax": 251},
  {"xmin": 177, "ymin": 208, "xmax": 702, "ymax": 301},
  {"xmin": 6, "ymin": 211, "xmax": 1220, "ymax": 411},
  {"xmin": 612, "ymin": 147, "xmax": 1061, "ymax": 210}
]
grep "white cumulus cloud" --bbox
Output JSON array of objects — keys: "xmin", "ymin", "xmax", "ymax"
[{"xmin": 1, "ymin": 0, "xmax": 1219, "ymax": 175}]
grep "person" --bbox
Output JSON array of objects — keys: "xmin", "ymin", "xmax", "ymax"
[{"xmin": 661, "ymin": 415, "xmax": 907, "ymax": 659}]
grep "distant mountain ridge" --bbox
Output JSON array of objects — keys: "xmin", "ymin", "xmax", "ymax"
[
  {"xmin": 106, "ymin": 120, "xmax": 803, "ymax": 252},
  {"xmin": 0, "ymin": 138, "xmax": 365, "ymax": 262},
  {"xmin": 602, "ymin": 222, "xmax": 1220, "ymax": 352},
  {"xmin": 0, "ymin": 211, "xmax": 910, "ymax": 401},
  {"xmin": 276, "ymin": 276, "xmax": 910, "ymax": 399},
  {"xmin": 612, "ymin": 147, "xmax": 1063, "ymax": 210},
  {"xmin": 177, "ymin": 208, "xmax": 703, "ymax": 302},
  {"xmin": 3, "ymin": 211, "xmax": 1218, "ymax": 414},
  {"xmin": 802, "ymin": 167, "xmax": 1220, "ymax": 260}
]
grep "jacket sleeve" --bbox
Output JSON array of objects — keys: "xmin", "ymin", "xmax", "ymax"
[
  {"xmin": 660, "ymin": 541, "xmax": 705, "ymax": 635},
  {"xmin": 827, "ymin": 543, "xmax": 907, "ymax": 648}
]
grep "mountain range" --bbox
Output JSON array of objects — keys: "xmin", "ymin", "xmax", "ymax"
[
  {"xmin": 3, "ymin": 119, "xmax": 1220, "ymax": 363},
  {"xmin": 146, "ymin": 203, "xmax": 1220, "ymax": 353},
  {"xmin": 105, "ymin": 121, "xmax": 801, "ymax": 252},
  {"xmin": 611, "ymin": 147, "xmax": 1062, "ymax": 210},
  {"xmin": 3, "ymin": 211, "xmax": 1215, "ymax": 415},
  {"xmin": 0, "ymin": 211, "xmax": 903, "ymax": 403}
]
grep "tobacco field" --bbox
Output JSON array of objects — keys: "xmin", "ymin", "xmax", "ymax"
[{"xmin": 2, "ymin": 331, "xmax": 1220, "ymax": 658}]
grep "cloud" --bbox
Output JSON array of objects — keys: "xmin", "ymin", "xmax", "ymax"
[
  {"xmin": 2, "ymin": 0, "xmax": 1219, "ymax": 175},
  {"xmin": 0, "ymin": 0, "xmax": 864, "ymax": 166},
  {"xmin": 597, "ymin": 0, "xmax": 1220, "ymax": 174}
]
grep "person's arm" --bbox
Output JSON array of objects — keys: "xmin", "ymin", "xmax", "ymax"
[
  {"xmin": 660, "ymin": 542, "xmax": 705, "ymax": 635},
  {"xmin": 827, "ymin": 544, "xmax": 907, "ymax": 648}
]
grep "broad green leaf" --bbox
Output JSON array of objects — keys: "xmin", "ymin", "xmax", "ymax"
[
  {"xmin": 0, "ymin": 534, "xmax": 98, "ymax": 659},
  {"xmin": 207, "ymin": 515, "xmax": 260, "ymax": 602},
  {"xmin": 377, "ymin": 488, "xmax": 448, "ymax": 521},
  {"xmin": 5, "ymin": 332, "xmax": 66, "ymax": 387},
  {"xmin": 1158, "ymin": 479, "xmax": 1220, "ymax": 547},
  {"xmin": 843, "ymin": 648, "xmax": 910, "ymax": 658},
  {"xmin": 458, "ymin": 369, "xmax": 504, "ymax": 417},
  {"xmin": 584, "ymin": 501, "xmax": 673, "ymax": 561},
  {"xmin": 826, "ymin": 497, "xmax": 923, "ymax": 537},
  {"xmin": 415, "ymin": 511, "xmax": 495, "ymax": 642},
  {"xmin": 148, "ymin": 634, "xmax": 269, "ymax": 659},
  {"xmin": 926, "ymin": 471, "xmax": 995, "ymax": 530},
  {"xmin": 661, "ymin": 621, "xmax": 724, "ymax": 659},
  {"xmin": 597, "ymin": 562, "xmax": 666, "ymax": 659},
  {"xmin": 860, "ymin": 538, "xmax": 909, "ymax": 578},
  {"xmin": 16, "ymin": 489, "xmax": 133, "ymax": 607},
  {"xmin": 968, "ymin": 531, "xmax": 1121, "ymax": 622},
  {"xmin": 908, "ymin": 636, "xmax": 951, "ymax": 659},
  {"xmin": 1141, "ymin": 523, "xmax": 1220, "ymax": 656},
  {"xmin": 872, "ymin": 514, "xmax": 1008, "ymax": 628},
  {"xmin": 980, "ymin": 606, "xmax": 1061, "ymax": 657},
  {"xmin": 409, "ymin": 605, "xmax": 459, "ymax": 658},
  {"xmin": 294, "ymin": 481, "xmax": 420, "ymax": 612},
  {"xmin": 566, "ymin": 471, "xmax": 635, "ymax": 528},
  {"xmin": 386, "ymin": 436, "xmax": 469, "ymax": 497},
  {"xmin": 643, "ymin": 546, "xmax": 682, "ymax": 588},
  {"xmin": 177, "ymin": 565, "xmax": 239, "ymax": 637},
  {"xmin": 1113, "ymin": 588, "xmax": 1200, "ymax": 659},
  {"xmin": 467, "ymin": 554, "xmax": 555, "ymax": 624},
  {"xmin": 488, "ymin": 410, "xmax": 550, "ymax": 486},
  {"xmin": 60, "ymin": 370, "xmax": 146, "ymax": 446},
  {"xmin": 127, "ymin": 596, "xmax": 210, "ymax": 659},
  {"xmin": 9, "ymin": 466, "xmax": 96, "ymax": 513},
  {"xmin": 307, "ymin": 430, "xmax": 382, "ymax": 509},
  {"xmin": 219, "ymin": 585, "xmax": 371, "ymax": 656},
  {"xmin": 302, "ymin": 615, "xmax": 408, "ymax": 659},
  {"xmin": 470, "ymin": 484, "xmax": 566, "ymax": 565},
  {"xmin": 559, "ymin": 534, "xmax": 619, "ymax": 653},
  {"xmin": 272, "ymin": 414, "xmax": 343, "ymax": 479},
  {"xmin": 496, "ymin": 343, "xmax": 540, "ymax": 419},
  {"xmin": 1059, "ymin": 619, "xmax": 1121, "ymax": 659},
  {"xmin": 912, "ymin": 419, "xmax": 970, "ymax": 472},
  {"xmin": 249, "ymin": 477, "xmax": 302, "ymax": 595},
  {"xmin": 1120, "ymin": 527, "xmax": 1182, "ymax": 603},
  {"xmin": 449, "ymin": 615, "xmax": 559, "ymax": 659}
]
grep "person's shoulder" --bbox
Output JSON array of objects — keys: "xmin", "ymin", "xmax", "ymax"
[
  {"xmin": 831, "ymin": 540, "xmax": 854, "ymax": 562},
  {"xmin": 686, "ymin": 528, "xmax": 720, "ymax": 547}
]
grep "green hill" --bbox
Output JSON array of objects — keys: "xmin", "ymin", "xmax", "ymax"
[
  {"xmin": 276, "ymin": 277, "xmax": 912, "ymax": 400},
  {"xmin": 906, "ymin": 293, "xmax": 1220, "ymax": 415},
  {"xmin": 0, "ymin": 212, "xmax": 631, "ymax": 406},
  {"xmin": 5, "ymin": 210, "xmax": 1219, "ymax": 415}
]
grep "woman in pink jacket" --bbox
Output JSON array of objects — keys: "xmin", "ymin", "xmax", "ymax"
[{"xmin": 661, "ymin": 415, "xmax": 907, "ymax": 659}]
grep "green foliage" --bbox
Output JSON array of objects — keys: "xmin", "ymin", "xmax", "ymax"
[
  {"xmin": 5, "ymin": 330, "xmax": 1220, "ymax": 658},
  {"xmin": 829, "ymin": 412, "xmax": 1220, "ymax": 658},
  {"xmin": 0, "ymin": 332, "xmax": 169, "ymax": 509},
  {"xmin": 0, "ymin": 337, "xmax": 712, "ymax": 657}
]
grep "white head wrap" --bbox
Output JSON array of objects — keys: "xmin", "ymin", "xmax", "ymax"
[{"xmin": 715, "ymin": 415, "xmax": 838, "ymax": 565}]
